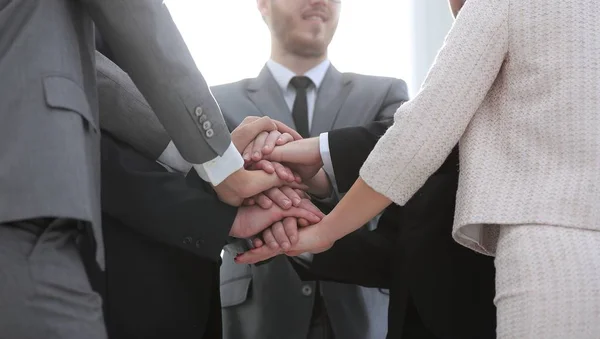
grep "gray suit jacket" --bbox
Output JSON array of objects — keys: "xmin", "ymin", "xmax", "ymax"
[
  {"xmin": 214, "ymin": 65, "xmax": 409, "ymax": 339},
  {"xmin": 0, "ymin": 0, "xmax": 230, "ymax": 267}
]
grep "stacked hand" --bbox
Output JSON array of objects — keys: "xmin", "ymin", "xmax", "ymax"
[
  {"xmin": 221, "ymin": 117, "xmax": 327, "ymax": 252},
  {"xmin": 213, "ymin": 116, "xmax": 306, "ymax": 206},
  {"xmin": 221, "ymin": 117, "xmax": 339, "ymax": 263}
]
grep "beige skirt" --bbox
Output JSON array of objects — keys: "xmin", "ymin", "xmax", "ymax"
[{"xmin": 494, "ymin": 224, "xmax": 600, "ymax": 339}]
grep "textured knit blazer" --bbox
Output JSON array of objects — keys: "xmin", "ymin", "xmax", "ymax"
[{"xmin": 360, "ymin": 0, "xmax": 600, "ymax": 255}]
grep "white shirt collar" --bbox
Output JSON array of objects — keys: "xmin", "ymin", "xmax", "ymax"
[{"xmin": 266, "ymin": 59, "xmax": 331, "ymax": 91}]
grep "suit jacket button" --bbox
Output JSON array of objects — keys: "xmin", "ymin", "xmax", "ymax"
[
  {"xmin": 195, "ymin": 239, "xmax": 203, "ymax": 248},
  {"xmin": 202, "ymin": 121, "xmax": 212, "ymax": 131},
  {"xmin": 198, "ymin": 114, "xmax": 208, "ymax": 124},
  {"xmin": 301, "ymin": 285, "xmax": 313, "ymax": 296},
  {"xmin": 195, "ymin": 106, "xmax": 203, "ymax": 116},
  {"xmin": 183, "ymin": 236, "xmax": 192, "ymax": 245},
  {"xmin": 206, "ymin": 129, "xmax": 214, "ymax": 138}
]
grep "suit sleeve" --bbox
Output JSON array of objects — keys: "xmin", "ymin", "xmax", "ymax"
[
  {"xmin": 82, "ymin": 0, "xmax": 230, "ymax": 165},
  {"xmin": 96, "ymin": 51, "xmax": 170, "ymax": 161},
  {"xmin": 328, "ymin": 121, "xmax": 391, "ymax": 193},
  {"xmin": 100, "ymin": 134, "xmax": 237, "ymax": 262},
  {"xmin": 359, "ymin": 0, "xmax": 509, "ymax": 205}
]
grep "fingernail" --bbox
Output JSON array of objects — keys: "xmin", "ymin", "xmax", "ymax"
[
  {"xmin": 282, "ymin": 199, "xmax": 291, "ymax": 207},
  {"xmin": 263, "ymin": 145, "xmax": 271, "ymax": 150},
  {"xmin": 289, "ymin": 236, "xmax": 297, "ymax": 242},
  {"xmin": 243, "ymin": 153, "xmax": 250, "ymax": 161},
  {"xmin": 253, "ymin": 152, "xmax": 261, "ymax": 159},
  {"xmin": 282, "ymin": 242, "xmax": 290, "ymax": 250},
  {"xmin": 293, "ymin": 198, "xmax": 301, "ymax": 206}
]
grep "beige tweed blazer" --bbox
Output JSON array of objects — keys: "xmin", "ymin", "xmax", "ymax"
[{"xmin": 360, "ymin": 0, "xmax": 600, "ymax": 255}]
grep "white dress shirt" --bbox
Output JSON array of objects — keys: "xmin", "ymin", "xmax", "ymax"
[{"xmin": 265, "ymin": 59, "xmax": 337, "ymax": 187}]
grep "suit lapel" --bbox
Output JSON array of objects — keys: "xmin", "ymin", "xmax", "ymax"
[
  {"xmin": 311, "ymin": 65, "xmax": 353, "ymax": 136},
  {"xmin": 246, "ymin": 67, "xmax": 296, "ymax": 128}
]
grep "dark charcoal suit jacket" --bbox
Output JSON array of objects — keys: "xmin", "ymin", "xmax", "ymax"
[
  {"xmin": 299, "ymin": 122, "xmax": 497, "ymax": 339},
  {"xmin": 97, "ymin": 134, "xmax": 237, "ymax": 339}
]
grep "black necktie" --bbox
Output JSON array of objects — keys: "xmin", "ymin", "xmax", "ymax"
[{"xmin": 290, "ymin": 76, "xmax": 312, "ymax": 138}]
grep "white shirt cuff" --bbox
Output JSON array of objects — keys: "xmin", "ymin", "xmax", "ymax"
[
  {"xmin": 157, "ymin": 141, "xmax": 193, "ymax": 173},
  {"xmin": 193, "ymin": 142, "xmax": 244, "ymax": 186},
  {"xmin": 319, "ymin": 132, "xmax": 339, "ymax": 194}
]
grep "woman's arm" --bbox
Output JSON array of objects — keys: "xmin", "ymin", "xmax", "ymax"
[{"xmin": 317, "ymin": 0, "xmax": 510, "ymax": 242}]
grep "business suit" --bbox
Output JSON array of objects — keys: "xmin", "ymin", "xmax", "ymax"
[
  {"xmin": 97, "ymin": 134, "xmax": 237, "ymax": 339},
  {"xmin": 0, "ymin": 1, "xmax": 232, "ymax": 337},
  {"xmin": 298, "ymin": 122, "xmax": 496, "ymax": 338},
  {"xmin": 214, "ymin": 65, "xmax": 408, "ymax": 339}
]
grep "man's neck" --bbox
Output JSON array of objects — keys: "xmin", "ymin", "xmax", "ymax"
[{"xmin": 270, "ymin": 49, "xmax": 327, "ymax": 75}]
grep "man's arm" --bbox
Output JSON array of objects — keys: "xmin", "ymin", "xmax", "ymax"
[
  {"xmin": 85, "ymin": 0, "xmax": 242, "ymax": 184},
  {"xmin": 309, "ymin": 122, "xmax": 397, "ymax": 287},
  {"xmin": 100, "ymin": 134, "xmax": 237, "ymax": 261},
  {"xmin": 96, "ymin": 51, "xmax": 170, "ymax": 161},
  {"xmin": 101, "ymin": 134, "xmax": 323, "ymax": 261},
  {"xmin": 96, "ymin": 49, "xmax": 301, "ymax": 206}
]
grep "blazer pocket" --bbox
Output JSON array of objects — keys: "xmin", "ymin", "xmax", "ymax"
[
  {"xmin": 220, "ymin": 276, "xmax": 252, "ymax": 308},
  {"xmin": 43, "ymin": 75, "xmax": 98, "ymax": 133}
]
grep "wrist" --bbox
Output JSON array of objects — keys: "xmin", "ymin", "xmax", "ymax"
[
  {"xmin": 305, "ymin": 170, "xmax": 332, "ymax": 198},
  {"xmin": 316, "ymin": 214, "xmax": 340, "ymax": 244},
  {"xmin": 215, "ymin": 169, "xmax": 247, "ymax": 206}
]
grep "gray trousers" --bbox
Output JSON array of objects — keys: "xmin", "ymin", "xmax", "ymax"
[{"xmin": 0, "ymin": 218, "xmax": 107, "ymax": 339}]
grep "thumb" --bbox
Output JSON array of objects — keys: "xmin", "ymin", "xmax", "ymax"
[{"xmin": 232, "ymin": 116, "xmax": 277, "ymax": 152}]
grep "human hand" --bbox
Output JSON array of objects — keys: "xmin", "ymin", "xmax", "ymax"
[
  {"xmin": 242, "ymin": 130, "xmax": 297, "ymax": 163},
  {"xmin": 247, "ymin": 160, "xmax": 301, "ymax": 184},
  {"xmin": 229, "ymin": 199, "xmax": 325, "ymax": 239},
  {"xmin": 231, "ymin": 116, "xmax": 301, "ymax": 154},
  {"xmin": 253, "ymin": 138, "xmax": 332, "ymax": 197},
  {"xmin": 215, "ymin": 168, "xmax": 307, "ymax": 206},
  {"xmin": 234, "ymin": 219, "xmax": 335, "ymax": 265},
  {"xmin": 264, "ymin": 137, "xmax": 322, "ymax": 180},
  {"xmin": 215, "ymin": 117, "xmax": 306, "ymax": 206},
  {"xmin": 243, "ymin": 187, "xmax": 309, "ymax": 210},
  {"xmin": 259, "ymin": 199, "xmax": 323, "ymax": 251}
]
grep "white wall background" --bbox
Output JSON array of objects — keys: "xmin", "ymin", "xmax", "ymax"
[{"xmin": 165, "ymin": 0, "xmax": 453, "ymax": 97}]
